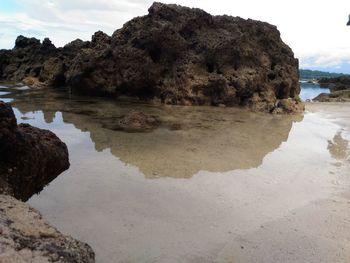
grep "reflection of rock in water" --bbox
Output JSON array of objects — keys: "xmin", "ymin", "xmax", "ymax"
[
  {"xmin": 65, "ymin": 110, "xmax": 301, "ymax": 178},
  {"xmin": 328, "ymin": 132, "xmax": 349, "ymax": 161},
  {"xmin": 43, "ymin": 111, "xmax": 56, "ymax": 123},
  {"xmin": 10, "ymin": 87, "xmax": 303, "ymax": 178}
]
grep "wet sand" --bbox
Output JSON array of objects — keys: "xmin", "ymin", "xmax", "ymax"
[{"xmin": 1, "ymin": 86, "xmax": 349, "ymax": 263}]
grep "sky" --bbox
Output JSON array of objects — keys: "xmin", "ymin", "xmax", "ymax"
[{"xmin": 1, "ymin": 0, "xmax": 350, "ymax": 73}]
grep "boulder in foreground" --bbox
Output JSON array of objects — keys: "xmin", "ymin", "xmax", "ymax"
[
  {"xmin": 0, "ymin": 194, "xmax": 95, "ymax": 263},
  {"xmin": 0, "ymin": 101, "xmax": 69, "ymax": 201},
  {"xmin": 0, "ymin": 101, "xmax": 95, "ymax": 262}
]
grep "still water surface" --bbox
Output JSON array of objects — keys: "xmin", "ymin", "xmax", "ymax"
[
  {"xmin": 0, "ymin": 85, "xmax": 349, "ymax": 263},
  {"xmin": 299, "ymin": 81, "xmax": 330, "ymax": 101}
]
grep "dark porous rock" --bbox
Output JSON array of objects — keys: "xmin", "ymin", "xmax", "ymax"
[
  {"xmin": 65, "ymin": 2, "xmax": 302, "ymax": 113},
  {"xmin": 14, "ymin": 35, "xmax": 41, "ymax": 49},
  {"xmin": 102, "ymin": 111, "xmax": 160, "ymax": 132},
  {"xmin": 0, "ymin": 2, "xmax": 303, "ymax": 113},
  {"xmin": 64, "ymin": 39, "xmax": 90, "ymax": 50},
  {"xmin": 0, "ymin": 194, "xmax": 95, "ymax": 263},
  {"xmin": 91, "ymin": 31, "xmax": 111, "ymax": 48},
  {"xmin": 316, "ymin": 76, "xmax": 350, "ymax": 102},
  {"xmin": 318, "ymin": 76, "xmax": 350, "ymax": 91},
  {"xmin": 0, "ymin": 35, "xmax": 58, "ymax": 86},
  {"xmin": 0, "ymin": 102, "xmax": 95, "ymax": 262},
  {"xmin": 0, "ymin": 35, "xmax": 89, "ymax": 88},
  {"xmin": 0, "ymin": 101, "xmax": 69, "ymax": 201}
]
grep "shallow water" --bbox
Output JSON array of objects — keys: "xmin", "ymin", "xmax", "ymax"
[
  {"xmin": 1, "ymin": 85, "xmax": 350, "ymax": 263},
  {"xmin": 300, "ymin": 81, "xmax": 330, "ymax": 101}
]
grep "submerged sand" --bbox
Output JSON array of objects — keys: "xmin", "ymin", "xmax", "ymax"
[{"xmin": 1, "ymin": 86, "xmax": 350, "ymax": 263}]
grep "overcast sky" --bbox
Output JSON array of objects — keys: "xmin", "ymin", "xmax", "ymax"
[{"xmin": 1, "ymin": 0, "xmax": 350, "ymax": 73}]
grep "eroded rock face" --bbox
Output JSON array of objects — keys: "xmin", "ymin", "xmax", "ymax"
[
  {"xmin": 0, "ymin": 101, "xmax": 69, "ymax": 201},
  {"xmin": 0, "ymin": 35, "xmax": 88, "ymax": 88},
  {"xmin": 65, "ymin": 2, "xmax": 302, "ymax": 112},
  {"xmin": 0, "ymin": 194, "xmax": 95, "ymax": 263},
  {"xmin": 0, "ymin": 2, "xmax": 302, "ymax": 113}
]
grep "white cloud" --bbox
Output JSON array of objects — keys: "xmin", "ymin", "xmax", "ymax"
[{"xmin": 1, "ymin": 0, "xmax": 350, "ymax": 72}]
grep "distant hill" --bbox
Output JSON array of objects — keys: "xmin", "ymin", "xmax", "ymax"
[{"xmin": 299, "ymin": 69, "xmax": 349, "ymax": 79}]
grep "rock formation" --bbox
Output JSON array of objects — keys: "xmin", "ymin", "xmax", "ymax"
[
  {"xmin": 314, "ymin": 76, "xmax": 350, "ymax": 102},
  {"xmin": 0, "ymin": 36, "xmax": 89, "ymax": 88},
  {"xmin": 0, "ymin": 101, "xmax": 69, "ymax": 201},
  {"xmin": 0, "ymin": 2, "xmax": 303, "ymax": 113},
  {"xmin": 0, "ymin": 194, "xmax": 95, "ymax": 263},
  {"xmin": 313, "ymin": 90, "xmax": 350, "ymax": 102},
  {"xmin": 319, "ymin": 76, "xmax": 350, "ymax": 91},
  {"xmin": 0, "ymin": 101, "xmax": 95, "ymax": 262}
]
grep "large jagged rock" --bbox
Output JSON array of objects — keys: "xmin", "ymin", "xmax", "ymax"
[
  {"xmin": 0, "ymin": 35, "xmax": 88, "ymax": 88},
  {"xmin": 0, "ymin": 101, "xmax": 69, "ymax": 201},
  {"xmin": 66, "ymin": 2, "xmax": 302, "ymax": 112},
  {"xmin": 0, "ymin": 2, "xmax": 303, "ymax": 113},
  {"xmin": 0, "ymin": 194, "xmax": 95, "ymax": 263}
]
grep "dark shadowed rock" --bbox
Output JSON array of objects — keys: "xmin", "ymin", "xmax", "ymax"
[
  {"xmin": 0, "ymin": 101, "xmax": 69, "ymax": 201},
  {"xmin": 0, "ymin": 194, "xmax": 95, "ymax": 263},
  {"xmin": 42, "ymin": 37, "xmax": 56, "ymax": 50},
  {"xmin": 319, "ymin": 76, "xmax": 350, "ymax": 91},
  {"xmin": 91, "ymin": 31, "xmax": 111, "ymax": 48},
  {"xmin": 0, "ymin": 2, "xmax": 303, "ymax": 113},
  {"xmin": 0, "ymin": 35, "xmax": 88, "ymax": 88},
  {"xmin": 14, "ymin": 35, "xmax": 41, "ymax": 49},
  {"xmin": 316, "ymin": 76, "xmax": 350, "ymax": 101},
  {"xmin": 0, "ymin": 101, "xmax": 95, "ymax": 262},
  {"xmin": 65, "ymin": 2, "xmax": 302, "ymax": 112}
]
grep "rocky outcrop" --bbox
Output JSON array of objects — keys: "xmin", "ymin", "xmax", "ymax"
[
  {"xmin": 0, "ymin": 2, "xmax": 302, "ymax": 113},
  {"xmin": 315, "ymin": 76, "xmax": 350, "ymax": 102},
  {"xmin": 0, "ymin": 35, "xmax": 89, "ymax": 88},
  {"xmin": 0, "ymin": 101, "xmax": 95, "ymax": 262},
  {"xmin": 0, "ymin": 101, "xmax": 69, "ymax": 201},
  {"xmin": 319, "ymin": 76, "xmax": 350, "ymax": 91},
  {"xmin": 313, "ymin": 90, "xmax": 350, "ymax": 102},
  {"xmin": 66, "ymin": 2, "xmax": 302, "ymax": 113},
  {"xmin": 0, "ymin": 194, "xmax": 95, "ymax": 263}
]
